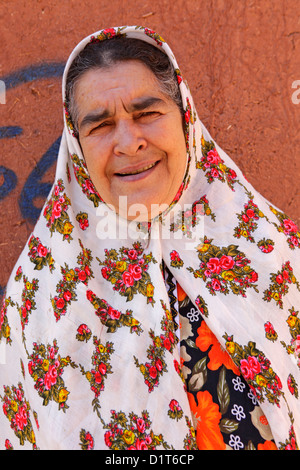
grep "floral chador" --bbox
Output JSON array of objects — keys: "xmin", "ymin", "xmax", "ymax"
[{"xmin": 0, "ymin": 26, "xmax": 299, "ymax": 450}]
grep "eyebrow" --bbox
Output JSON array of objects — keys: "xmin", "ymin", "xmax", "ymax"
[{"xmin": 79, "ymin": 96, "xmax": 165, "ymax": 131}]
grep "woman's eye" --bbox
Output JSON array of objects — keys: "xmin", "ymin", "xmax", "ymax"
[
  {"xmin": 139, "ymin": 111, "xmax": 160, "ymax": 119},
  {"xmin": 90, "ymin": 122, "xmax": 111, "ymax": 133}
]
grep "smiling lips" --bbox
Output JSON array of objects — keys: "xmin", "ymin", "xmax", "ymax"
[{"xmin": 116, "ymin": 161, "xmax": 158, "ymax": 177}]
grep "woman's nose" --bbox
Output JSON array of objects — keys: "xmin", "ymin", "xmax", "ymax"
[{"xmin": 113, "ymin": 119, "xmax": 147, "ymax": 156}]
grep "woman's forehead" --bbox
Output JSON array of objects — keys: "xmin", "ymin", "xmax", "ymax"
[{"xmin": 74, "ymin": 61, "xmax": 173, "ymax": 122}]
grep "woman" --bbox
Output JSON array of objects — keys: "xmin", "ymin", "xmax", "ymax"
[{"xmin": 0, "ymin": 26, "xmax": 299, "ymax": 450}]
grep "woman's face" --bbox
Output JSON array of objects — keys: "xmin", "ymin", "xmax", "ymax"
[{"xmin": 75, "ymin": 60, "xmax": 187, "ymax": 220}]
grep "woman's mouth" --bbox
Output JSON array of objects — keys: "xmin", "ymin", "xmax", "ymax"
[{"xmin": 115, "ymin": 161, "xmax": 159, "ymax": 181}]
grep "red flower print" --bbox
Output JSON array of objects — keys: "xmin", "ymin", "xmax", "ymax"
[
  {"xmin": 149, "ymin": 366, "xmax": 158, "ymax": 379},
  {"xmin": 170, "ymin": 250, "xmax": 180, "ymax": 261},
  {"xmin": 93, "ymin": 371, "xmax": 103, "ymax": 384},
  {"xmin": 79, "ymin": 218, "xmax": 89, "ymax": 230},
  {"xmin": 107, "ymin": 306, "xmax": 121, "ymax": 320},
  {"xmin": 136, "ymin": 418, "xmax": 146, "ymax": 433},
  {"xmin": 246, "ymin": 208, "xmax": 256, "ymax": 219},
  {"xmin": 37, "ymin": 243, "xmax": 48, "ymax": 257},
  {"xmin": 155, "ymin": 358, "xmax": 163, "ymax": 371},
  {"xmin": 219, "ymin": 255, "xmax": 235, "ymax": 270},
  {"xmin": 102, "ymin": 28, "xmax": 116, "ymax": 37},
  {"xmin": 163, "ymin": 337, "xmax": 171, "ymax": 350},
  {"xmin": 104, "ymin": 430, "xmax": 114, "ymax": 448},
  {"xmin": 185, "ymin": 109, "xmax": 191, "ymax": 124},
  {"xmin": 56, "ymin": 297, "xmax": 65, "ymax": 310},
  {"xmin": 128, "ymin": 263, "xmax": 142, "ymax": 281},
  {"xmin": 98, "ymin": 362, "xmax": 107, "ymax": 375},
  {"xmin": 101, "ymin": 267, "xmax": 110, "ymax": 279},
  {"xmin": 5, "ymin": 439, "xmax": 13, "ymax": 450},
  {"xmin": 77, "ymin": 324, "xmax": 90, "ymax": 335},
  {"xmin": 77, "ymin": 270, "xmax": 86, "ymax": 282},
  {"xmin": 169, "ymin": 399, "xmax": 181, "ymax": 411},
  {"xmin": 63, "ymin": 290, "xmax": 72, "ymax": 302},
  {"xmin": 127, "ymin": 249, "xmax": 138, "ymax": 260},
  {"xmin": 207, "ymin": 258, "xmax": 222, "ymax": 274}
]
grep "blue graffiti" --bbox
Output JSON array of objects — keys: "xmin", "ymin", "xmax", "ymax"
[
  {"xmin": 0, "ymin": 62, "xmax": 65, "ymax": 297},
  {"xmin": 0, "ymin": 62, "xmax": 64, "ymax": 205},
  {"xmin": 0, "ymin": 126, "xmax": 23, "ymax": 139},
  {"xmin": 0, "ymin": 166, "xmax": 17, "ymax": 200},
  {"xmin": 2, "ymin": 63, "xmax": 65, "ymax": 91},
  {"xmin": 19, "ymin": 136, "xmax": 61, "ymax": 224}
]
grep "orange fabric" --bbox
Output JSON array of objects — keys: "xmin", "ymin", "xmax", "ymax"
[
  {"xmin": 187, "ymin": 390, "xmax": 226, "ymax": 450},
  {"xmin": 196, "ymin": 320, "xmax": 240, "ymax": 375}
]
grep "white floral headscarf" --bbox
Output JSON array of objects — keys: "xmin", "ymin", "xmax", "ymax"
[{"xmin": 0, "ymin": 26, "xmax": 299, "ymax": 450}]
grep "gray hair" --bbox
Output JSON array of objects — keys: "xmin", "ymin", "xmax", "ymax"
[{"xmin": 65, "ymin": 36, "xmax": 183, "ymax": 133}]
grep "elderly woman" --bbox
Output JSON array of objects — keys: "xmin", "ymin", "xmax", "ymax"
[{"xmin": 0, "ymin": 26, "xmax": 299, "ymax": 450}]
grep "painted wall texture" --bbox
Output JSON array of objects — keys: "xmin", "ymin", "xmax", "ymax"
[{"xmin": 0, "ymin": 0, "xmax": 300, "ymax": 299}]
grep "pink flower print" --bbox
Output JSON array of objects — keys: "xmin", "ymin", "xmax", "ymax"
[
  {"xmin": 136, "ymin": 418, "xmax": 146, "ymax": 434},
  {"xmin": 122, "ymin": 271, "xmax": 134, "ymax": 287},
  {"xmin": 15, "ymin": 405, "xmax": 28, "ymax": 431},
  {"xmin": 290, "ymin": 236, "xmax": 299, "ymax": 247},
  {"xmin": 207, "ymin": 257, "xmax": 222, "ymax": 274},
  {"xmin": 83, "ymin": 179, "xmax": 95, "ymax": 194},
  {"xmin": 283, "ymin": 219, "xmax": 298, "ymax": 234},
  {"xmin": 240, "ymin": 356, "xmax": 261, "ymax": 381},
  {"xmin": 128, "ymin": 263, "xmax": 142, "ymax": 281},
  {"xmin": 210, "ymin": 168, "xmax": 220, "ymax": 178},
  {"xmin": 206, "ymin": 149, "xmax": 221, "ymax": 165},
  {"xmin": 52, "ymin": 201, "xmax": 62, "ymax": 219},
  {"xmin": 211, "ymin": 278, "xmax": 221, "ymax": 291},
  {"xmin": 44, "ymin": 364, "xmax": 58, "ymax": 390},
  {"xmin": 135, "ymin": 438, "xmax": 148, "ymax": 450}
]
